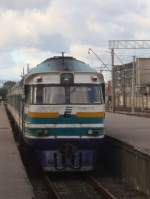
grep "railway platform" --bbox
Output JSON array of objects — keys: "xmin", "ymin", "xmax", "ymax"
[
  {"xmin": 105, "ymin": 112, "xmax": 150, "ymax": 195},
  {"xmin": 0, "ymin": 104, "xmax": 34, "ymax": 199},
  {"xmin": 105, "ymin": 112, "xmax": 150, "ymax": 154}
]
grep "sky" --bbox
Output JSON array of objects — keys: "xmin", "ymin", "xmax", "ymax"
[{"xmin": 0, "ymin": 0, "xmax": 150, "ymax": 81}]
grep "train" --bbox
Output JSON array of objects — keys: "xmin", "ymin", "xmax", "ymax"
[{"xmin": 6, "ymin": 55, "xmax": 105, "ymax": 171}]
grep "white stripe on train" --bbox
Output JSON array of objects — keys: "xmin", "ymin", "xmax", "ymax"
[
  {"xmin": 25, "ymin": 123, "xmax": 104, "ymax": 128},
  {"xmin": 24, "ymin": 135, "xmax": 104, "ymax": 139}
]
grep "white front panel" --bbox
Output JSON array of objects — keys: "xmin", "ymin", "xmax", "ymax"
[
  {"xmin": 25, "ymin": 72, "xmax": 104, "ymax": 85},
  {"xmin": 74, "ymin": 73, "xmax": 99, "ymax": 84},
  {"xmin": 26, "ymin": 73, "xmax": 60, "ymax": 85},
  {"xmin": 25, "ymin": 123, "xmax": 104, "ymax": 128},
  {"xmin": 25, "ymin": 104, "xmax": 105, "ymax": 115}
]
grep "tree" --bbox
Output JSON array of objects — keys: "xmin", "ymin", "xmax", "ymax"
[
  {"xmin": 0, "ymin": 81, "xmax": 16, "ymax": 100},
  {"xmin": 3, "ymin": 81, "xmax": 16, "ymax": 89},
  {"xmin": 0, "ymin": 87, "xmax": 8, "ymax": 100}
]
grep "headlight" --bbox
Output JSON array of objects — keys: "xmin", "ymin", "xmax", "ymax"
[
  {"xmin": 25, "ymin": 128, "xmax": 49, "ymax": 137},
  {"xmin": 88, "ymin": 129, "xmax": 93, "ymax": 135},
  {"xmin": 88, "ymin": 129, "xmax": 99, "ymax": 136},
  {"xmin": 37, "ymin": 129, "xmax": 49, "ymax": 137}
]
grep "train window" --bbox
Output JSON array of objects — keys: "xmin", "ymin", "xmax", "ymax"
[
  {"xmin": 30, "ymin": 85, "xmax": 103, "ymax": 105},
  {"xmin": 70, "ymin": 86, "xmax": 103, "ymax": 104},
  {"xmin": 43, "ymin": 87, "xmax": 65, "ymax": 104},
  {"xmin": 32, "ymin": 86, "xmax": 65, "ymax": 104},
  {"xmin": 33, "ymin": 86, "xmax": 43, "ymax": 104},
  {"xmin": 25, "ymin": 86, "xmax": 32, "ymax": 104}
]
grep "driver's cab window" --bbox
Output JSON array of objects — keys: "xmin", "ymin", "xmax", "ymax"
[
  {"xmin": 25, "ymin": 86, "xmax": 32, "ymax": 104},
  {"xmin": 36, "ymin": 86, "xmax": 43, "ymax": 104}
]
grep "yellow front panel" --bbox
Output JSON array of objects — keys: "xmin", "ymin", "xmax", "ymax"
[
  {"xmin": 76, "ymin": 112, "xmax": 105, "ymax": 118},
  {"xmin": 27, "ymin": 112, "xmax": 59, "ymax": 118}
]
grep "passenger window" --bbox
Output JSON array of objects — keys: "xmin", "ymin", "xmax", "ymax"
[{"xmin": 25, "ymin": 86, "xmax": 32, "ymax": 104}]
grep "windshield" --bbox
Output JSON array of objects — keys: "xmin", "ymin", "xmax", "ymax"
[
  {"xmin": 43, "ymin": 87, "xmax": 65, "ymax": 104},
  {"xmin": 70, "ymin": 86, "xmax": 103, "ymax": 104},
  {"xmin": 25, "ymin": 85, "xmax": 103, "ymax": 105},
  {"xmin": 33, "ymin": 86, "xmax": 65, "ymax": 104}
]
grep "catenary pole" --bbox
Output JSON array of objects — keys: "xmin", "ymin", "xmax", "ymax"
[
  {"xmin": 131, "ymin": 56, "xmax": 136, "ymax": 112},
  {"xmin": 111, "ymin": 48, "xmax": 115, "ymax": 112}
]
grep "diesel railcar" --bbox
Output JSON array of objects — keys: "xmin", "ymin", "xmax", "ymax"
[{"xmin": 7, "ymin": 56, "xmax": 105, "ymax": 171}]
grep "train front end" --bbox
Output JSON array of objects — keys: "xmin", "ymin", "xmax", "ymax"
[{"xmin": 24, "ymin": 57, "xmax": 105, "ymax": 171}]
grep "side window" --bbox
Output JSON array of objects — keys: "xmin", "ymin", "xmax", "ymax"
[
  {"xmin": 25, "ymin": 86, "xmax": 32, "ymax": 104},
  {"xmin": 101, "ymin": 83, "xmax": 105, "ymax": 103}
]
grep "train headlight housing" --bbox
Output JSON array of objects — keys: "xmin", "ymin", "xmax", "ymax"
[
  {"xmin": 37, "ymin": 129, "xmax": 49, "ymax": 137},
  {"xmin": 61, "ymin": 73, "xmax": 74, "ymax": 85},
  {"xmin": 25, "ymin": 128, "xmax": 49, "ymax": 137},
  {"xmin": 88, "ymin": 129, "xmax": 99, "ymax": 136},
  {"xmin": 88, "ymin": 129, "xmax": 93, "ymax": 135},
  {"xmin": 43, "ymin": 129, "xmax": 49, "ymax": 136}
]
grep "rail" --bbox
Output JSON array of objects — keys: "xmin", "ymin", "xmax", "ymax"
[
  {"xmin": 87, "ymin": 175, "xmax": 117, "ymax": 199},
  {"xmin": 44, "ymin": 174, "xmax": 117, "ymax": 199}
]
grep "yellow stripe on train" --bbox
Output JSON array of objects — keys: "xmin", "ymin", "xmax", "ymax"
[
  {"xmin": 27, "ymin": 112, "xmax": 59, "ymax": 118},
  {"xmin": 76, "ymin": 112, "xmax": 105, "ymax": 118},
  {"xmin": 27, "ymin": 111, "xmax": 105, "ymax": 118}
]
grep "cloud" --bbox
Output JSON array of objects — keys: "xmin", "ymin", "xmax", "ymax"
[
  {"xmin": 0, "ymin": 51, "xmax": 20, "ymax": 80},
  {"xmin": 35, "ymin": 33, "xmax": 70, "ymax": 52},
  {"xmin": 0, "ymin": 8, "xmax": 71, "ymax": 52},
  {"xmin": 0, "ymin": 0, "xmax": 147, "ymax": 52},
  {"xmin": 0, "ymin": 0, "xmax": 51, "ymax": 10},
  {"xmin": 0, "ymin": 51, "xmax": 15, "ymax": 69},
  {"xmin": 0, "ymin": 0, "xmax": 150, "ymax": 80}
]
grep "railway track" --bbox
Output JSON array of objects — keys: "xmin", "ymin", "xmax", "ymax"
[{"xmin": 44, "ymin": 173, "xmax": 117, "ymax": 199}]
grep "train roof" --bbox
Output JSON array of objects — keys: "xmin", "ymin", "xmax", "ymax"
[{"xmin": 28, "ymin": 56, "xmax": 96, "ymax": 74}]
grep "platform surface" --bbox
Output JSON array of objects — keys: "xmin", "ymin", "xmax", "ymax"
[
  {"xmin": 105, "ymin": 112, "xmax": 150, "ymax": 154},
  {"xmin": 0, "ymin": 105, "xmax": 34, "ymax": 199}
]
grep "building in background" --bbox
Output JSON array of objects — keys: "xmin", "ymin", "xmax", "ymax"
[{"xmin": 114, "ymin": 58, "xmax": 150, "ymax": 112}]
